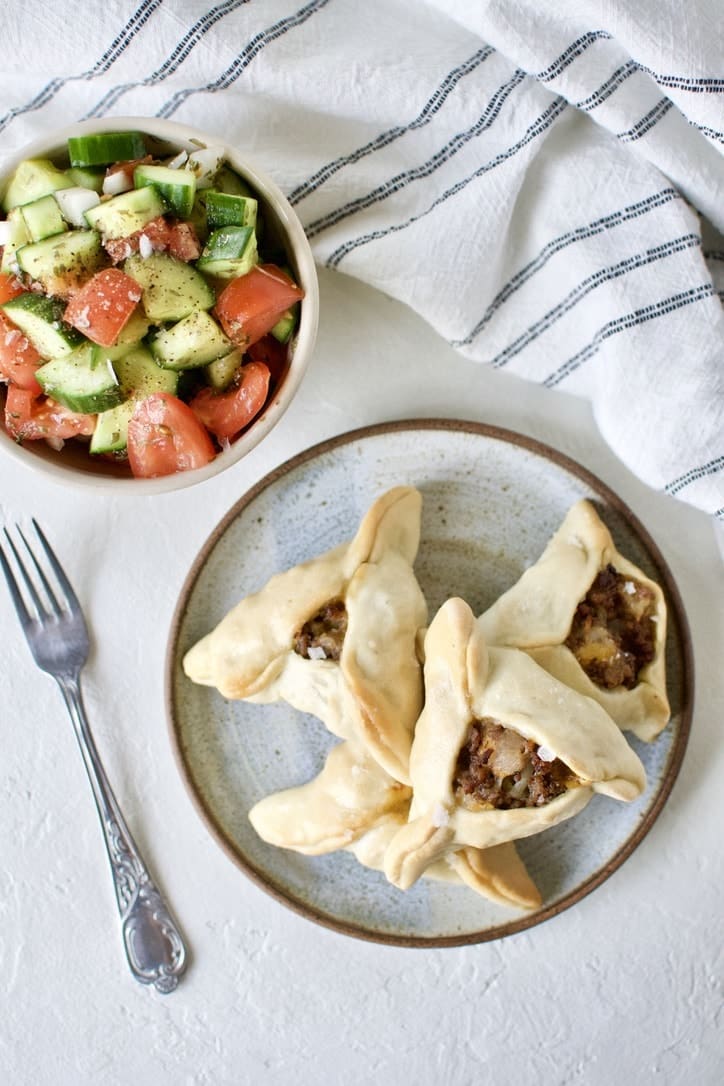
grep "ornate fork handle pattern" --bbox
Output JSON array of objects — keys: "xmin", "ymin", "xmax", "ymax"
[{"xmin": 59, "ymin": 676, "xmax": 187, "ymax": 993}]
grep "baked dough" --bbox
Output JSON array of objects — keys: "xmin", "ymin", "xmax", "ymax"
[
  {"xmin": 478, "ymin": 500, "xmax": 670, "ymax": 741},
  {"xmin": 183, "ymin": 486, "xmax": 428, "ymax": 782},
  {"xmin": 349, "ymin": 812, "xmax": 542, "ymax": 910},
  {"xmin": 250, "ymin": 740, "xmax": 542, "ymax": 910},
  {"xmin": 249, "ymin": 741, "xmax": 411, "ymax": 855},
  {"xmin": 384, "ymin": 597, "xmax": 646, "ymax": 891}
]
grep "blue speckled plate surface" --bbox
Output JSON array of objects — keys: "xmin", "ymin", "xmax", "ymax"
[{"xmin": 165, "ymin": 420, "xmax": 692, "ymax": 946}]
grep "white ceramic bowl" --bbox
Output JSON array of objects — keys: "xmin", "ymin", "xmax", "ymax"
[{"xmin": 0, "ymin": 116, "xmax": 319, "ymax": 493}]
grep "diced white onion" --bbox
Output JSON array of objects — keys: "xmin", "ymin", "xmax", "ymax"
[
  {"xmin": 537, "ymin": 745, "xmax": 556, "ymax": 763},
  {"xmin": 307, "ymin": 645, "xmax": 327, "ymax": 661},
  {"xmin": 103, "ymin": 170, "xmax": 133, "ymax": 196},
  {"xmin": 0, "ymin": 220, "xmax": 12, "ymax": 245},
  {"xmin": 53, "ymin": 186, "xmax": 101, "ymax": 227},
  {"xmin": 138, "ymin": 233, "xmax": 153, "ymax": 259},
  {"xmin": 165, "ymin": 150, "xmax": 188, "ymax": 169},
  {"xmin": 188, "ymin": 146, "xmax": 225, "ymax": 188}
]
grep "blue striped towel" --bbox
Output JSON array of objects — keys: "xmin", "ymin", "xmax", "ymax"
[{"xmin": 1, "ymin": 0, "xmax": 722, "ymax": 517}]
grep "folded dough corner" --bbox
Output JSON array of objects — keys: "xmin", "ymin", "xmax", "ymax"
[
  {"xmin": 478, "ymin": 499, "xmax": 670, "ymax": 742},
  {"xmin": 183, "ymin": 485, "xmax": 428, "ymax": 784}
]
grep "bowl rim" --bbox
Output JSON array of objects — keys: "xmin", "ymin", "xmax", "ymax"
[{"xmin": 0, "ymin": 115, "xmax": 319, "ymax": 494}]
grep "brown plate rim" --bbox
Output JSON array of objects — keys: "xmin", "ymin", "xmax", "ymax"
[{"xmin": 164, "ymin": 418, "xmax": 694, "ymax": 947}]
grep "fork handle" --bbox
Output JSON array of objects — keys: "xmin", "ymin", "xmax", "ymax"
[{"xmin": 58, "ymin": 676, "xmax": 188, "ymax": 993}]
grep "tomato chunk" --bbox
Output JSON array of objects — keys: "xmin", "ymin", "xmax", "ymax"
[
  {"xmin": 103, "ymin": 217, "xmax": 201, "ymax": 264},
  {"xmin": 0, "ymin": 312, "xmax": 42, "ymax": 393},
  {"xmin": 0, "ymin": 273, "xmax": 24, "ymax": 305},
  {"xmin": 4, "ymin": 386, "xmax": 95, "ymax": 443},
  {"xmin": 64, "ymin": 268, "xmax": 143, "ymax": 347},
  {"xmin": 167, "ymin": 222, "xmax": 202, "ymax": 262},
  {"xmin": 127, "ymin": 392, "xmax": 216, "ymax": 478},
  {"xmin": 214, "ymin": 264, "xmax": 303, "ymax": 348},
  {"xmin": 247, "ymin": 334, "xmax": 289, "ymax": 386},
  {"xmin": 190, "ymin": 361, "xmax": 270, "ymax": 440}
]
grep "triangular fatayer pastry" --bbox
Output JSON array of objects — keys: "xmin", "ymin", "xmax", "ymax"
[
  {"xmin": 384, "ymin": 598, "xmax": 646, "ymax": 891},
  {"xmin": 183, "ymin": 486, "xmax": 428, "ymax": 782},
  {"xmin": 478, "ymin": 500, "xmax": 670, "ymax": 741}
]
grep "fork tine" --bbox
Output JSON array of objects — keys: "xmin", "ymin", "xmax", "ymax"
[
  {"xmin": 18, "ymin": 522, "xmax": 66, "ymax": 617},
  {"xmin": 2, "ymin": 526, "xmax": 49, "ymax": 619},
  {"xmin": 30, "ymin": 519, "xmax": 79, "ymax": 611},
  {"xmin": 0, "ymin": 536, "xmax": 33, "ymax": 627}
]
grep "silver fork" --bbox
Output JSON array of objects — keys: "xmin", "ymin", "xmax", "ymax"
[{"xmin": 0, "ymin": 519, "xmax": 187, "ymax": 994}]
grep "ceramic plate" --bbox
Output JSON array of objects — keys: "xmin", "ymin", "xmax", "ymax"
[{"xmin": 165, "ymin": 420, "xmax": 692, "ymax": 946}]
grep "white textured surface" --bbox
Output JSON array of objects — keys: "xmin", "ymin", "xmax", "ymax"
[{"xmin": 1, "ymin": 268, "xmax": 722, "ymax": 1084}]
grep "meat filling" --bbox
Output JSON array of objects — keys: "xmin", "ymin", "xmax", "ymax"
[
  {"xmin": 565, "ymin": 564, "xmax": 657, "ymax": 689},
  {"xmin": 454, "ymin": 718, "xmax": 574, "ymax": 810},
  {"xmin": 293, "ymin": 599, "xmax": 348, "ymax": 661}
]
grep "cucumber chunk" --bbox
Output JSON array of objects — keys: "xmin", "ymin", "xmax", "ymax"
[
  {"xmin": 151, "ymin": 310, "xmax": 231, "ymax": 370},
  {"xmin": 214, "ymin": 167, "xmax": 256, "ymax": 198},
  {"xmin": 197, "ymin": 226, "xmax": 258, "ymax": 279},
  {"xmin": 35, "ymin": 342, "xmax": 124, "ymax": 414},
  {"xmin": 90, "ymin": 345, "xmax": 178, "ymax": 454},
  {"xmin": 205, "ymin": 347, "xmax": 244, "ymax": 390},
  {"xmin": 67, "ymin": 132, "xmax": 147, "ymax": 168},
  {"xmin": 205, "ymin": 192, "xmax": 258, "ymax": 231},
  {"xmin": 1, "ymin": 158, "xmax": 74, "ymax": 213},
  {"xmin": 84, "ymin": 186, "xmax": 165, "ymax": 239},
  {"xmin": 124, "ymin": 251, "xmax": 214, "ymax": 322},
  {"xmin": 1, "ymin": 293, "xmax": 84, "ymax": 358},
  {"xmin": 65, "ymin": 166, "xmax": 105, "ymax": 193},
  {"xmin": 20, "ymin": 194, "xmax": 67, "ymax": 242},
  {"xmin": 16, "ymin": 229, "xmax": 105, "ymax": 296},
  {"xmin": 270, "ymin": 303, "xmax": 299, "ymax": 344},
  {"xmin": 134, "ymin": 164, "xmax": 196, "ymax": 218},
  {"xmin": 114, "ymin": 306, "xmax": 150, "ymax": 346}
]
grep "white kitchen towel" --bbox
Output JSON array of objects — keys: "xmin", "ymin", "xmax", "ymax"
[{"xmin": 1, "ymin": 0, "xmax": 723, "ymax": 517}]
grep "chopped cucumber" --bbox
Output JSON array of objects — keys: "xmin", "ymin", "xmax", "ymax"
[
  {"xmin": 20, "ymin": 194, "xmax": 67, "ymax": 242},
  {"xmin": 270, "ymin": 303, "xmax": 299, "ymax": 344},
  {"xmin": 65, "ymin": 166, "xmax": 105, "ymax": 193},
  {"xmin": 114, "ymin": 306, "xmax": 150, "ymax": 346},
  {"xmin": 214, "ymin": 167, "xmax": 256, "ymax": 198},
  {"xmin": 134, "ymin": 164, "xmax": 196, "ymax": 218},
  {"xmin": 205, "ymin": 347, "xmax": 244, "ymax": 390},
  {"xmin": 0, "ymin": 208, "xmax": 29, "ymax": 275},
  {"xmin": 67, "ymin": 131, "xmax": 146, "ymax": 168},
  {"xmin": 1, "ymin": 293, "xmax": 84, "ymax": 358},
  {"xmin": 205, "ymin": 191, "xmax": 258, "ymax": 231},
  {"xmin": 124, "ymin": 251, "xmax": 214, "ymax": 322},
  {"xmin": 35, "ymin": 342, "xmax": 125, "ymax": 414},
  {"xmin": 1, "ymin": 158, "xmax": 74, "ymax": 213},
  {"xmin": 84, "ymin": 186, "xmax": 165, "ymax": 239},
  {"xmin": 151, "ymin": 310, "xmax": 231, "ymax": 370},
  {"xmin": 90, "ymin": 345, "xmax": 178, "ymax": 454},
  {"xmin": 197, "ymin": 225, "xmax": 257, "ymax": 279},
  {"xmin": 15, "ymin": 229, "xmax": 105, "ymax": 295}
]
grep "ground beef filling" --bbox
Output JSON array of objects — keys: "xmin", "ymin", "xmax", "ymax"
[
  {"xmin": 565, "ymin": 564, "xmax": 657, "ymax": 689},
  {"xmin": 293, "ymin": 599, "xmax": 348, "ymax": 661},
  {"xmin": 453, "ymin": 718, "xmax": 574, "ymax": 810}
]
